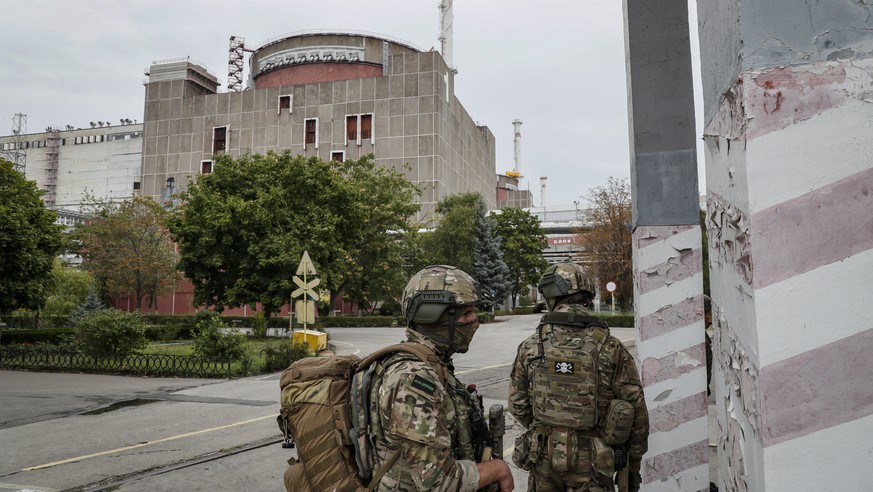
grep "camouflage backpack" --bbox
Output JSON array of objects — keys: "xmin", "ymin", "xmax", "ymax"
[
  {"xmin": 528, "ymin": 311, "xmax": 633, "ymax": 445},
  {"xmin": 278, "ymin": 342, "xmax": 447, "ymax": 492}
]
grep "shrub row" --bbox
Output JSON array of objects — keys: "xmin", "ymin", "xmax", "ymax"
[{"xmin": 0, "ymin": 328, "xmax": 75, "ymax": 345}]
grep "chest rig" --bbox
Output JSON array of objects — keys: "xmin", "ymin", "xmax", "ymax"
[{"xmin": 527, "ymin": 312, "xmax": 610, "ymax": 430}]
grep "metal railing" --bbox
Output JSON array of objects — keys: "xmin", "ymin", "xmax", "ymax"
[{"xmin": 0, "ymin": 347, "xmax": 230, "ymax": 378}]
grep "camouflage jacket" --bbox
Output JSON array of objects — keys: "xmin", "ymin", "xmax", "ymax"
[
  {"xmin": 368, "ymin": 330, "xmax": 481, "ymax": 491},
  {"xmin": 508, "ymin": 304, "xmax": 649, "ymax": 473}
]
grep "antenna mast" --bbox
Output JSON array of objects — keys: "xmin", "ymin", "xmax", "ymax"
[
  {"xmin": 438, "ymin": 0, "xmax": 458, "ymax": 74},
  {"xmin": 0, "ymin": 113, "xmax": 27, "ymax": 173}
]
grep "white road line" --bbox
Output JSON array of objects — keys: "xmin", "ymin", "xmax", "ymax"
[{"xmin": 22, "ymin": 415, "xmax": 275, "ymax": 472}]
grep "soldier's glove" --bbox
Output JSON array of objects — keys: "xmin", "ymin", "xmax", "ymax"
[{"xmin": 628, "ymin": 471, "xmax": 642, "ymax": 492}]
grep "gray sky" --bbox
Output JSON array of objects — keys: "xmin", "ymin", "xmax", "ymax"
[{"xmin": 1, "ymin": 0, "xmax": 704, "ymax": 207}]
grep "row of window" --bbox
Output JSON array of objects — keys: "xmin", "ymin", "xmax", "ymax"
[
  {"xmin": 211, "ymin": 113, "xmax": 374, "ymax": 153},
  {"xmin": 0, "ymin": 132, "xmax": 141, "ymax": 150}
]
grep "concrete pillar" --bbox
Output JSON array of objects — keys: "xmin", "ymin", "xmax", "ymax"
[
  {"xmin": 697, "ymin": 1, "xmax": 873, "ymax": 490},
  {"xmin": 623, "ymin": 0, "xmax": 709, "ymax": 490}
]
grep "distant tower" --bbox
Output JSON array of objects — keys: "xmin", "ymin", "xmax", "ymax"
[
  {"xmin": 438, "ymin": 0, "xmax": 457, "ymax": 74},
  {"xmin": 540, "ymin": 175, "xmax": 548, "ymax": 207},
  {"xmin": 1, "ymin": 113, "xmax": 27, "ymax": 173},
  {"xmin": 227, "ymin": 36, "xmax": 247, "ymax": 92},
  {"xmin": 512, "ymin": 119, "xmax": 523, "ymax": 176}
]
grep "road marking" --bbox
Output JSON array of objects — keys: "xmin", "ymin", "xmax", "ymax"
[
  {"xmin": 21, "ymin": 415, "xmax": 275, "ymax": 472},
  {"xmin": 330, "ymin": 340, "xmax": 361, "ymax": 355},
  {"xmin": 0, "ymin": 483, "xmax": 57, "ymax": 492},
  {"xmin": 455, "ymin": 362, "xmax": 511, "ymax": 375}
]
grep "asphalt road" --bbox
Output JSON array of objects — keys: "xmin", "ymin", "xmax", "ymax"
[{"xmin": 0, "ymin": 314, "xmax": 638, "ymax": 492}]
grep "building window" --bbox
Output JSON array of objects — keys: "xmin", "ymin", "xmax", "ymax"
[
  {"xmin": 133, "ymin": 181, "xmax": 141, "ymax": 190},
  {"xmin": 345, "ymin": 114, "xmax": 374, "ymax": 145},
  {"xmin": 331, "ymin": 151, "xmax": 345, "ymax": 162},
  {"xmin": 304, "ymin": 118, "xmax": 318, "ymax": 149},
  {"xmin": 361, "ymin": 114, "xmax": 373, "ymax": 141},
  {"xmin": 213, "ymin": 126, "xmax": 227, "ymax": 153},
  {"xmin": 278, "ymin": 95, "xmax": 292, "ymax": 114},
  {"xmin": 201, "ymin": 160, "xmax": 213, "ymax": 174},
  {"xmin": 346, "ymin": 115, "xmax": 357, "ymax": 143}
]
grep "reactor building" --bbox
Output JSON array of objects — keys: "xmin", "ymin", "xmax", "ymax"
[{"xmin": 140, "ymin": 30, "xmax": 498, "ymax": 221}]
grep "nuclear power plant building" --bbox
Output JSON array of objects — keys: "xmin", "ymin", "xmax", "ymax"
[{"xmin": 140, "ymin": 31, "xmax": 497, "ymax": 221}]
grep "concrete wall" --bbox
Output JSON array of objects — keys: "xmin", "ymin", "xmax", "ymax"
[{"xmin": 698, "ymin": 0, "xmax": 873, "ymax": 489}]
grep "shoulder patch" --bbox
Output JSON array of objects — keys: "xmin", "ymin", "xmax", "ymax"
[{"xmin": 411, "ymin": 375, "xmax": 437, "ymax": 396}]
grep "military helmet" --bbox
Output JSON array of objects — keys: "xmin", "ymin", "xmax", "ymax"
[
  {"xmin": 538, "ymin": 262, "xmax": 596, "ymax": 301},
  {"xmin": 401, "ymin": 265, "xmax": 480, "ymax": 325}
]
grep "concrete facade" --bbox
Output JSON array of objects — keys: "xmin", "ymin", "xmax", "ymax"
[
  {"xmin": 0, "ymin": 124, "xmax": 143, "ymax": 212},
  {"xmin": 697, "ymin": 1, "xmax": 873, "ymax": 490},
  {"xmin": 141, "ymin": 32, "xmax": 497, "ymax": 223}
]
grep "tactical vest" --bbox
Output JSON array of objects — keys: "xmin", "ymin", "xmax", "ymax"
[{"xmin": 529, "ymin": 312, "xmax": 609, "ymax": 430}]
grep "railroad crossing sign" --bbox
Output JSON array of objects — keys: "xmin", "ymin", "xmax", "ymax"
[
  {"xmin": 292, "ymin": 276, "xmax": 320, "ymax": 301},
  {"xmin": 290, "ymin": 251, "xmax": 319, "ymax": 331}
]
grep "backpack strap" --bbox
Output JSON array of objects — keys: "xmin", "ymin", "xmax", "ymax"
[{"xmin": 356, "ymin": 341, "xmax": 448, "ymax": 386}]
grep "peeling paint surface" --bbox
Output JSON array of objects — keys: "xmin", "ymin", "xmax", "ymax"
[
  {"xmin": 639, "ymin": 294, "xmax": 704, "ymax": 341},
  {"xmin": 642, "ymin": 343, "xmax": 707, "ymax": 387},
  {"xmin": 706, "ymin": 194, "xmax": 753, "ymax": 285}
]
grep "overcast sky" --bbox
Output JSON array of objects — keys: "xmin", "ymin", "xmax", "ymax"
[{"xmin": 1, "ymin": 0, "xmax": 704, "ymax": 207}]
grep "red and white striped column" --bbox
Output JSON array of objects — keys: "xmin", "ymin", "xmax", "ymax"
[
  {"xmin": 703, "ymin": 58, "xmax": 873, "ymax": 491},
  {"xmin": 623, "ymin": 0, "xmax": 710, "ymax": 488},
  {"xmin": 633, "ymin": 226, "xmax": 709, "ymax": 490}
]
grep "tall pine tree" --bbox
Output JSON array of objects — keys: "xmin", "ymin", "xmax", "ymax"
[{"xmin": 474, "ymin": 206, "xmax": 510, "ymax": 309}]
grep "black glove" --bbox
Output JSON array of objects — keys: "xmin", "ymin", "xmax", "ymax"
[{"xmin": 628, "ymin": 471, "xmax": 642, "ymax": 492}]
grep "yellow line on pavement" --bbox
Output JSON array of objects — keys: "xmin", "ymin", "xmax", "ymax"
[{"xmin": 22, "ymin": 414, "xmax": 275, "ymax": 472}]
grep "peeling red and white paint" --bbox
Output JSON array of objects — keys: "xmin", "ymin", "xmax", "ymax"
[
  {"xmin": 634, "ymin": 224, "xmax": 708, "ymax": 489},
  {"xmin": 703, "ymin": 53, "xmax": 873, "ymax": 491}
]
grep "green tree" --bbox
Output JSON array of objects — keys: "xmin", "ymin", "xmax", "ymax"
[
  {"xmin": 577, "ymin": 177, "xmax": 633, "ymax": 311},
  {"xmin": 74, "ymin": 196, "xmax": 178, "ymax": 312},
  {"xmin": 168, "ymin": 152, "xmax": 420, "ymax": 320},
  {"xmin": 425, "ymin": 192, "xmax": 509, "ymax": 306},
  {"xmin": 474, "ymin": 203, "xmax": 510, "ymax": 308},
  {"xmin": 424, "ymin": 192, "xmax": 480, "ymax": 272},
  {"xmin": 492, "ymin": 207, "xmax": 549, "ymax": 308},
  {"xmin": 42, "ymin": 260, "xmax": 96, "ymax": 317},
  {"xmin": 69, "ymin": 286, "xmax": 106, "ymax": 325},
  {"xmin": 329, "ymin": 156, "xmax": 421, "ymax": 312},
  {"xmin": 0, "ymin": 159, "xmax": 64, "ymax": 313}
]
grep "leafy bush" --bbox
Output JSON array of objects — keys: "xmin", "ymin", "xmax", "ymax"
[
  {"xmin": 75, "ymin": 309, "xmax": 148, "ymax": 356},
  {"xmin": 192, "ymin": 311, "xmax": 248, "ymax": 360},
  {"xmin": 251, "ymin": 312, "xmax": 267, "ymax": 338},
  {"xmin": 260, "ymin": 341, "xmax": 311, "ymax": 372},
  {"xmin": 144, "ymin": 324, "xmax": 195, "ymax": 341},
  {"xmin": 0, "ymin": 328, "xmax": 75, "ymax": 345}
]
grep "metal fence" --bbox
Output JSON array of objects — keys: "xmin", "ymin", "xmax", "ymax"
[{"xmin": 0, "ymin": 347, "xmax": 230, "ymax": 378}]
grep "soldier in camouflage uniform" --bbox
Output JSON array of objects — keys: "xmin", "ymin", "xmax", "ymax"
[
  {"xmin": 368, "ymin": 265, "xmax": 515, "ymax": 491},
  {"xmin": 509, "ymin": 263, "xmax": 649, "ymax": 492}
]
